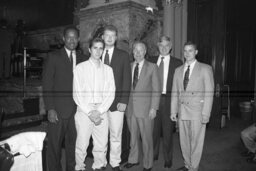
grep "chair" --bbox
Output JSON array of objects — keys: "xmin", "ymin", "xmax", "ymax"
[{"xmin": 220, "ymin": 85, "xmax": 230, "ymax": 128}]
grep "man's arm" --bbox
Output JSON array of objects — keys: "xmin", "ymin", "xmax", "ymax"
[
  {"xmin": 170, "ymin": 69, "xmax": 179, "ymax": 121},
  {"xmin": 201, "ymin": 65, "xmax": 214, "ymax": 123},
  {"xmin": 150, "ymin": 64, "xmax": 161, "ymax": 110}
]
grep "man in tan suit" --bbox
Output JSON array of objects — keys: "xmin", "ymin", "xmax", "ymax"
[
  {"xmin": 124, "ymin": 41, "xmax": 161, "ymax": 171},
  {"xmin": 171, "ymin": 41, "xmax": 214, "ymax": 171}
]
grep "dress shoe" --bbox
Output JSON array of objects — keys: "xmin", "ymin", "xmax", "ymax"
[
  {"xmin": 143, "ymin": 168, "xmax": 152, "ymax": 171},
  {"xmin": 241, "ymin": 150, "xmax": 255, "ymax": 158},
  {"xmin": 176, "ymin": 166, "xmax": 189, "ymax": 171},
  {"xmin": 164, "ymin": 160, "xmax": 172, "ymax": 168},
  {"xmin": 94, "ymin": 167, "xmax": 106, "ymax": 171},
  {"xmin": 112, "ymin": 166, "xmax": 122, "ymax": 171},
  {"xmin": 124, "ymin": 162, "xmax": 139, "ymax": 169}
]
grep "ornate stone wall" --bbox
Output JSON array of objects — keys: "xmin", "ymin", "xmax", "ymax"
[{"xmin": 76, "ymin": 1, "xmax": 161, "ymax": 57}]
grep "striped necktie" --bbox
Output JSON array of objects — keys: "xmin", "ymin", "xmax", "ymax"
[
  {"xmin": 133, "ymin": 63, "xmax": 139, "ymax": 89},
  {"xmin": 183, "ymin": 65, "xmax": 190, "ymax": 91}
]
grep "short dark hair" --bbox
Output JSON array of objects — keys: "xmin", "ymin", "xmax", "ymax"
[
  {"xmin": 184, "ymin": 41, "xmax": 197, "ymax": 50},
  {"xmin": 103, "ymin": 25, "xmax": 118, "ymax": 35},
  {"xmin": 63, "ymin": 25, "xmax": 80, "ymax": 37},
  {"xmin": 89, "ymin": 37, "xmax": 105, "ymax": 49}
]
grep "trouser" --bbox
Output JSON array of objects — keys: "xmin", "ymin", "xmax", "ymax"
[
  {"xmin": 153, "ymin": 95, "xmax": 175, "ymax": 162},
  {"xmin": 179, "ymin": 120, "xmax": 206, "ymax": 171},
  {"xmin": 241, "ymin": 123, "xmax": 256, "ymax": 153},
  {"xmin": 75, "ymin": 111, "xmax": 108, "ymax": 170},
  {"xmin": 46, "ymin": 115, "xmax": 77, "ymax": 171},
  {"xmin": 127, "ymin": 115, "xmax": 154, "ymax": 169},
  {"xmin": 108, "ymin": 110, "xmax": 124, "ymax": 167}
]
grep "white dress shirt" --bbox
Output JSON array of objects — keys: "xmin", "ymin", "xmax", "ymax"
[
  {"xmin": 157, "ymin": 55, "xmax": 170, "ymax": 94},
  {"xmin": 64, "ymin": 47, "xmax": 76, "ymax": 70},
  {"xmin": 183, "ymin": 59, "xmax": 197, "ymax": 79},
  {"xmin": 132, "ymin": 59, "xmax": 145, "ymax": 84},
  {"xmin": 73, "ymin": 58, "xmax": 116, "ymax": 115},
  {"xmin": 102, "ymin": 46, "xmax": 114, "ymax": 64}
]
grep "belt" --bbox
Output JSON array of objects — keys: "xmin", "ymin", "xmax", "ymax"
[{"xmin": 161, "ymin": 94, "xmax": 168, "ymax": 97}]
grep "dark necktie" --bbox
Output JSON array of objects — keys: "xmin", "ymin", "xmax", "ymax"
[
  {"xmin": 104, "ymin": 50, "xmax": 110, "ymax": 65},
  {"xmin": 183, "ymin": 65, "xmax": 190, "ymax": 91},
  {"xmin": 133, "ymin": 63, "xmax": 139, "ymax": 89},
  {"xmin": 158, "ymin": 57, "xmax": 164, "ymax": 91},
  {"xmin": 70, "ymin": 51, "xmax": 73, "ymax": 69}
]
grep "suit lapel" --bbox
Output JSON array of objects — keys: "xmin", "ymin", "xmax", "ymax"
[
  {"xmin": 110, "ymin": 47, "xmax": 118, "ymax": 67},
  {"xmin": 186, "ymin": 61, "xmax": 200, "ymax": 91},
  {"xmin": 135, "ymin": 60, "xmax": 147, "ymax": 90},
  {"xmin": 179, "ymin": 65, "xmax": 185, "ymax": 91}
]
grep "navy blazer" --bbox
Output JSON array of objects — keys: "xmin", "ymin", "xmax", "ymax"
[
  {"xmin": 109, "ymin": 47, "xmax": 131, "ymax": 111},
  {"xmin": 42, "ymin": 48, "xmax": 87, "ymax": 119}
]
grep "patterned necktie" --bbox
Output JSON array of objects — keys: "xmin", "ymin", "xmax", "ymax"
[
  {"xmin": 158, "ymin": 57, "xmax": 164, "ymax": 91},
  {"xmin": 70, "ymin": 51, "xmax": 73, "ymax": 69},
  {"xmin": 183, "ymin": 65, "xmax": 190, "ymax": 91},
  {"xmin": 133, "ymin": 63, "xmax": 139, "ymax": 89},
  {"xmin": 104, "ymin": 50, "xmax": 110, "ymax": 65}
]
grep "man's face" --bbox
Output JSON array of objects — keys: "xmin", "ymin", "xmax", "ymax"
[
  {"xmin": 184, "ymin": 45, "xmax": 198, "ymax": 63},
  {"xmin": 102, "ymin": 30, "xmax": 117, "ymax": 47},
  {"xmin": 63, "ymin": 29, "xmax": 79, "ymax": 51},
  {"xmin": 158, "ymin": 40, "xmax": 172, "ymax": 56},
  {"xmin": 89, "ymin": 42, "xmax": 104, "ymax": 60},
  {"xmin": 133, "ymin": 43, "xmax": 146, "ymax": 63}
]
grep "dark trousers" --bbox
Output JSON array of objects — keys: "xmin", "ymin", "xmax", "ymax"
[
  {"xmin": 46, "ymin": 115, "xmax": 76, "ymax": 171},
  {"xmin": 153, "ymin": 95, "xmax": 175, "ymax": 162}
]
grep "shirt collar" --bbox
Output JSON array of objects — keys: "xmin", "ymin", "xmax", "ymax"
[
  {"xmin": 105, "ymin": 46, "xmax": 114, "ymax": 54},
  {"xmin": 64, "ymin": 47, "xmax": 75, "ymax": 56},
  {"xmin": 185, "ymin": 59, "xmax": 197, "ymax": 68}
]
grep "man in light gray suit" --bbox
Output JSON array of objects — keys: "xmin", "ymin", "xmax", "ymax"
[
  {"xmin": 124, "ymin": 41, "xmax": 161, "ymax": 171},
  {"xmin": 171, "ymin": 41, "xmax": 214, "ymax": 171}
]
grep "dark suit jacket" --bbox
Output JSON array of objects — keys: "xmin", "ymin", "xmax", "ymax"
[
  {"xmin": 127, "ymin": 60, "xmax": 161, "ymax": 118},
  {"xmin": 42, "ymin": 48, "xmax": 87, "ymax": 119},
  {"xmin": 109, "ymin": 47, "xmax": 131, "ymax": 111},
  {"xmin": 149, "ymin": 56, "xmax": 183, "ymax": 114}
]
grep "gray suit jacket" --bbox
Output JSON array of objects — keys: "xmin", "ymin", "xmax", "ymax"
[
  {"xmin": 127, "ymin": 60, "xmax": 161, "ymax": 118},
  {"xmin": 171, "ymin": 61, "xmax": 214, "ymax": 120}
]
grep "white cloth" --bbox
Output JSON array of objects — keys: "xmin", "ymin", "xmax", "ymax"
[
  {"xmin": 157, "ymin": 55, "xmax": 170, "ymax": 94},
  {"xmin": 5, "ymin": 131, "xmax": 46, "ymax": 157},
  {"xmin": 73, "ymin": 59, "xmax": 115, "ymax": 170},
  {"xmin": 108, "ymin": 110, "xmax": 124, "ymax": 167},
  {"xmin": 73, "ymin": 59, "xmax": 116, "ymax": 114}
]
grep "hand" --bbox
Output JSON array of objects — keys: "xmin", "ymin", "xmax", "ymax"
[
  {"xmin": 170, "ymin": 113, "xmax": 177, "ymax": 122},
  {"xmin": 48, "ymin": 109, "xmax": 58, "ymax": 123},
  {"xmin": 94, "ymin": 117, "xmax": 103, "ymax": 126},
  {"xmin": 201, "ymin": 115, "xmax": 209, "ymax": 124},
  {"xmin": 149, "ymin": 109, "xmax": 157, "ymax": 120},
  {"xmin": 117, "ymin": 103, "xmax": 127, "ymax": 112},
  {"xmin": 88, "ymin": 110, "xmax": 101, "ymax": 125}
]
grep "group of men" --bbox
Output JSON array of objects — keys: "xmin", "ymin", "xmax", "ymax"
[{"xmin": 43, "ymin": 24, "xmax": 214, "ymax": 171}]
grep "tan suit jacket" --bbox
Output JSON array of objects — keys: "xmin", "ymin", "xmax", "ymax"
[
  {"xmin": 127, "ymin": 60, "xmax": 161, "ymax": 118},
  {"xmin": 171, "ymin": 61, "xmax": 214, "ymax": 120}
]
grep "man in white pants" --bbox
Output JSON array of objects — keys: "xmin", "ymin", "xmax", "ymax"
[
  {"xmin": 102, "ymin": 25, "xmax": 131, "ymax": 171},
  {"xmin": 73, "ymin": 38, "xmax": 115, "ymax": 171}
]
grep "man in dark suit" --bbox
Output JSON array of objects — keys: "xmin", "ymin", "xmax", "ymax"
[
  {"xmin": 149, "ymin": 36, "xmax": 182, "ymax": 168},
  {"xmin": 101, "ymin": 25, "xmax": 131, "ymax": 171},
  {"xmin": 124, "ymin": 41, "xmax": 161, "ymax": 171},
  {"xmin": 43, "ymin": 26, "xmax": 87, "ymax": 171}
]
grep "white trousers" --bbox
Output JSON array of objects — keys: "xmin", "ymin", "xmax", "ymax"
[
  {"xmin": 108, "ymin": 110, "xmax": 124, "ymax": 167},
  {"xmin": 241, "ymin": 123, "xmax": 256, "ymax": 153},
  {"xmin": 74, "ymin": 111, "xmax": 108, "ymax": 170},
  {"xmin": 179, "ymin": 120, "xmax": 206, "ymax": 171}
]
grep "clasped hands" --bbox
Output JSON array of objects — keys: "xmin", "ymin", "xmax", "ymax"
[
  {"xmin": 88, "ymin": 110, "xmax": 103, "ymax": 126},
  {"xmin": 170, "ymin": 113, "xmax": 209, "ymax": 124}
]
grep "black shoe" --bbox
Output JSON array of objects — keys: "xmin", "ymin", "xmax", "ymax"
[
  {"xmin": 143, "ymin": 168, "xmax": 152, "ymax": 171},
  {"xmin": 176, "ymin": 166, "xmax": 189, "ymax": 171},
  {"xmin": 94, "ymin": 167, "xmax": 106, "ymax": 171},
  {"xmin": 241, "ymin": 151, "xmax": 255, "ymax": 157},
  {"xmin": 124, "ymin": 162, "xmax": 139, "ymax": 169},
  {"xmin": 164, "ymin": 160, "xmax": 172, "ymax": 168},
  {"xmin": 112, "ymin": 166, "xmax": 122, "ymax": 171}
]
